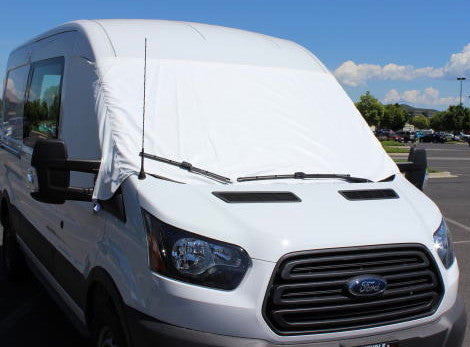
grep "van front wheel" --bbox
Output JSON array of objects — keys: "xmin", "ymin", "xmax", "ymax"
[
  {"xmin": 91, "ymin": 286, "xmax": 128, "ymax": 347},
  {"xmin": 97, "ymin": 325, "xmax": 119, "ymax": 347},
  {"xmin": 1, "ymin": 211, "xmax": 26, "ymax": 280}
]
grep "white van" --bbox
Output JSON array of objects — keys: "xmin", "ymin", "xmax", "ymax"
[{"xmin": 0, "ymin": 20, "xmax": 466, "ymax": 347}]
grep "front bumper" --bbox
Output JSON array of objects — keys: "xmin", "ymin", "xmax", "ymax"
[{"xmin": 127, "ymin": 295, "xmax": 466, "ymax": 347}]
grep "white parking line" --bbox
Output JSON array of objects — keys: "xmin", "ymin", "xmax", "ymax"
[
  {"xmin": 446, "ymin": 217, "xmax": 470, "ymax": 233},
  {"xmin": 454, "ymin": 240, "xmax": 470, "ymax": 244},
  {"xmin": 428, "ymin": 157, "xmax": 470, "ymax": 161}
]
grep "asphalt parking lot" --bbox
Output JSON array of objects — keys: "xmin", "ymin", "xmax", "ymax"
[
  {"xmin": 0, "ymin": 142, "xmax": 468, "ymax": 346},
  {"xmin": 418, "ymin": 142, "xmax": 470, "ymax": 346}
]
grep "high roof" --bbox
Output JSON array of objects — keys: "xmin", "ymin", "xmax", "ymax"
[{"xmin": 15, "ymin": 19, "xmax": 327, "ymax": 71}]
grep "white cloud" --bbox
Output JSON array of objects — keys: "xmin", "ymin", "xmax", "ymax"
[
  {"xmin": 334, "ymin": 44, "xmax": 470, "ymax": 86},
  {"xmin": 383, "ymin": 87, "xmax": 459, "ymax": 107},
  {"xmin": 334, "ymin": 61, "xmax": 382, "ymax": 87},
  {"xmin": 444, "ymin": 43, "xmax": 470, "ymax": 77},
  {"xmin": 383, "ymin": 89, "xmax": 400, "ymax": 103}
]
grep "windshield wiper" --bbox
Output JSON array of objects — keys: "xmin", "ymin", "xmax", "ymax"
[
  {"xmin": 140, "ymin": 152, "xmax": 231, "ymax": 184},
  {"xmin": 237, "ymin": 172, "xmax": 371, "ymax": 183}
]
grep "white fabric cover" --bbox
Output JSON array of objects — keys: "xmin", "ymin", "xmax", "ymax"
[{"xmin": 93, "ymin": 57, "xmax": 398, "ymax": 199}]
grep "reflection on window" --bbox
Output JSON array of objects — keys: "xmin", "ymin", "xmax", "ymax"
[
  {"xmin": 2, "ymin": 65, "xmax": 29, "ymax": 145},
  {"xmin": 24, "ymin": 58, "xmax": 64, "ymax": 148}
]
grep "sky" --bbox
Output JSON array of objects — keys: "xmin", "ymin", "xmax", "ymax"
[{"xmin": 1, "ymin": 0, "xmax": 470, "ymax": 110}]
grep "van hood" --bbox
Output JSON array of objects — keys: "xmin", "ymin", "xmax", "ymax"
[{"xmin": 136, "ymin": 175, "xmax": 442, "ymax": 262}]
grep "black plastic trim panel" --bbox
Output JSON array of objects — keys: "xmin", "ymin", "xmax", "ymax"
[
  {"xmin": 212, "ymin": 191, "xmax": 301, "ymax": 203},
  {"xmin": 339, "ymin": 189, "xmax": 399, "ymax": 201},
  {"xmin": 10, "ymin": 205, "xmax": 87, "ymax": 309}
]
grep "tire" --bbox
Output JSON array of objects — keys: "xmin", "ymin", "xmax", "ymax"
[
  {"xmin": 91, "ymin": 285, "xmax": 128, "ymax": 347},
  {"xmin": 1, "ymin": 209, "xmax": 26, "ymax": 280}
]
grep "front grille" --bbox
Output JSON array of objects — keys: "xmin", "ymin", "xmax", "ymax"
[{"xmin": 263, "ymin": 244, "xmax": 444, "ymax": 335}]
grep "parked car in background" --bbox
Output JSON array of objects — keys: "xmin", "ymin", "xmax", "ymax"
[
  {"xmin": 389, "ymin": 132, "xmax": 404, "ymax": 142},
  {"xmin": 460, "ymin": 132, "xmax": 470, "ymax": 143},
  {"xmin": 435, "ymin": 132, "xmax": 453, "ymax": 141},
  {"xmin": 397, "ymin": 131, "xmax": 416, "ymax": 143},
  {"xmin": 415, "ymin": 130, "xmax": 433, "ymax": 141},
  {"xmin": 421, "ymin": 133, "xmax": 447, "ymax": 143},
  {"xmin": 375, "ymin": 129, "xmax": 404, "ymax": 142},
  {"xmin": 375, "ymin": 129, "xmax": 390, "ymax": 141}
]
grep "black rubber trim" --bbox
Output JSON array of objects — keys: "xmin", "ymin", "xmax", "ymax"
[
  {"xmin": 22, "ymin": 238, "xmax": 90, "ymax": 337},
  {"xmin": 212, "ymin": 191, "xmax": 301, "ymax": 203},
  {"xmin": 10, "ymin": 205, "xmax": 87, "ymax": 309},
  {"xmin": 339, "ymin": 189, "xmax": 399, "ymax": 201},
  {"xmin": 379, "ymin": 175, "xmax": 396, "ymax": 182}
]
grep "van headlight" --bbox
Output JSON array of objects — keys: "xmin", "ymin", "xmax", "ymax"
[
  {"xmin": 433, "ymin": 219, "xmax": 455, "ymax": 269},
  {"xmin": 142, "ymin": 209, "xmax": 251, "ymax": 290}
]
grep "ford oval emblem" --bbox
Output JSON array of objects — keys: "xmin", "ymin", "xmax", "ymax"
[{"xmin": 347, "ymin": 275, "xmax": 387, "ymax": 297}]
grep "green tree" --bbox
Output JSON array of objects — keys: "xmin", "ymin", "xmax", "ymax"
[
  {"xmin": 456, "ymin": 106, "xmax": 470, "ymax": 131},
  {"xmin": 429, "ymin": 105, "xmax": 470, "ymax": 131},
  {"xmin": 411, "ymin": 114, "xmax": 430, "ymax": 129},
  {"xmin": 444, "ymin": 106, "xmax": 461, "ymax": 130},
  {"xmin": 355, "ymin": 91, "xmax": 384, "ymax": 127},
  {"xmin": 461, "ymin": 112, "xmax": 470, "ymax": 131},
  {"xmin": 381, "ymin": 103, "xmax": 407, "ymax": 130},
  {"xmin": 43, "ymin": 85, "xmax": 59, "ymax": 106},
  {"xmin": 404, "ymin": 110, "xmax": 414, "ymax": 124},
  {"xmin": 430, "ymin": 112, "xmax": 445, "ymax": 131}
]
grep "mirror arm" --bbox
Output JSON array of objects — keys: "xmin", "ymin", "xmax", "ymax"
[
  {"xmin": 396, "ymin": 161, "xmax": 416, "ymax": 172},
  {"xmin": 30, "ymin": 140, "xmax": 102, "ymax": 204},
  {"xmin": 45, "ymin": 159, "xmax": 101, "ymax": 174},
  {"xmin": 32, "ymin": 159, "xmax": 101, "ymax": 203},
  {"xmin": 43, "ymin": 185, "xmax": 95, "ymax": 202}
]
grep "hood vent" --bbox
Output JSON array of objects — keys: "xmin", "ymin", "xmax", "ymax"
[
  {"xmin": 339, "ymin": 189, "xmax": 399, "ymax": 201},
  {"xmin": 213, "ymin": 191, "xmax": 301, "ymax": 203}
]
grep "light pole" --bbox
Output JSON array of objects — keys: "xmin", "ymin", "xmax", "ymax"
[{"xmin": 457, "ymin": 77, "xmax": 466, "ymax": 106}]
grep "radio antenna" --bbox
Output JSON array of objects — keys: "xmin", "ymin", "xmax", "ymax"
[{"xmin": 138, "ymin": 38, "xmax": 148, "ymax": 180}]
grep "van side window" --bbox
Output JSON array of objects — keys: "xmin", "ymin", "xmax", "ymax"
[
  {"xmin": 23, "ymin": 57, "xmax": 64, "ymax": 148},
  {"xmin": 2, "ymin": 65, "xmax": 30, "ymax": 146}
]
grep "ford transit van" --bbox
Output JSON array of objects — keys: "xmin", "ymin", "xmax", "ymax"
[{"xmin": 0, "ymin": 20, "xmax": 466, "ymax": 346}]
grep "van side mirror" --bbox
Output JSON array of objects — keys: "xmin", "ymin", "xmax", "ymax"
[
  {"xmin": 31, "ymin": 139, "xmax": 101, "ymax": 204},
  {"xmin": 396, "ymin": 147, "xmax": 427, "ymax": 191}
]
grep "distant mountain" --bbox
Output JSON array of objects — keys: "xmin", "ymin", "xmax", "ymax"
[{"xmin": 397, "ymin": 104, "xmax": 439, "ymax": 118}]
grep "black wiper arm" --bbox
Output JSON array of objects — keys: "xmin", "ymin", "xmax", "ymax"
[
  {"xmin": 140, "ymin": 152, "xmax": 231, "ymax": 184},
  {"xmin": 237, "ymin": 172, "xmax": 371, "ymax": 183}
]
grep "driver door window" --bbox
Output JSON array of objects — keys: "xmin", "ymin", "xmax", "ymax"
[{"xmin": 23, "ymin": 57, "xmax": 64, "ymax": 148}]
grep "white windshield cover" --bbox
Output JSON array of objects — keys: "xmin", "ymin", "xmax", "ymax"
[{"xmin": 93, "ymin": 58, "xmax": 398, "ymax": 199}]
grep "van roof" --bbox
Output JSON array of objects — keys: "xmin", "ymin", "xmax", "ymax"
[{"xmin": 14, "ymin": 19, "xmax": 326, "ymax": 71}]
